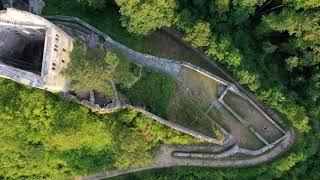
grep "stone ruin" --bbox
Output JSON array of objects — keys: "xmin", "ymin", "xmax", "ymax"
[{"xmin": 0, "ymin": 8, "xmax": 74, "ymax": 91}]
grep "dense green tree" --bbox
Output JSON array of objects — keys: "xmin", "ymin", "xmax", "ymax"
[
  {"xmin": 183, "ymin": 21, "xmax": 211, "ymax": 47},
  {"xmin": 258, "ymin": 7, "xmax": 320, "ymax": 110},
  {"xmin": 257, "ymin": 8, "xmax": 319, "ymax": 37},
  {"xmin": 0, "ymin": 78, "xmax": 199, "ymax": 179},
  {"xmin": 64, "ymin": 43, "xmax": 139, "ymax": 96},
  {"xmin": 215, "ymin": 0, "xmax": 230, "ymax": 14},
  {"xmin": 230, "ymin": 0, "xmax": 266, "ymax": 25},
  {"xmin": 113, "ymin": 128, "xmax": 154, "ymax": 169},
  {"xmin": 115, "ymin": 0, "xmax": 176, "ymax": 35},
  {"xmin": 307, "ymin": 73, "xmax": 320, "ymax": 103},
  {"xmin": 284, "ymin": 0, "xmax": 320, "ymax": 10},
  {"xmin": 206, "ymin": 35, "xmax": 242, "ymax": 68}
]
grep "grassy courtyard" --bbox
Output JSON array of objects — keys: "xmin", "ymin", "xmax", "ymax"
[
  {"xmin": 223, "ymin": 91, "xmax": 285, "ymax": 143},
  {"xmin": 178, "ymin": 66, "xmax": 219, "ymax": 111}
]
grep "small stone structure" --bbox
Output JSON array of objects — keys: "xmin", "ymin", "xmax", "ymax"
[{"xmin": 0, "ymin": 8, "xmax": 74, "ymax": 91}]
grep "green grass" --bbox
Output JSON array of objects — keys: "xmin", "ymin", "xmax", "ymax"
[
  {"xmin": 120, "ymin": 68, "xmax": 176, "ymax": 118},
  {"xmin": 179, "ymin": 66, "xmax": 219, "ymax": 110}
]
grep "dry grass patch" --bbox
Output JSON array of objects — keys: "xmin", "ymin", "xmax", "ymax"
[
  {"xmin": 167, "ymin": 86, "xmax": 224, "ymax": 142},
  {"xmin": 223, "ymin": 91, "xmax": 284, "ymax": 143},
  {"xmin": 178, "ymin": 66, "xmax": 218, "ymax": 111},
  {"xmin": 208, "ymin": 106, "xmax": 265, "ymax": 150}
]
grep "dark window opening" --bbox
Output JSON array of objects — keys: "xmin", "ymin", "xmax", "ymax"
[{"xmin": 0, "ymin": 27, "xmax": 45, "ymax": 74}]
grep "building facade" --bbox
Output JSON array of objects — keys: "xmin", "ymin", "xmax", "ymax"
[{"xmin": 0, "ymin": 8, "xmax": 74, "ymax": 91}]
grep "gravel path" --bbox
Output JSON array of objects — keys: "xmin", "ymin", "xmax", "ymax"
[{"xmin": 81, "ymin": 129, "xmax": 294, "ymax": 180}]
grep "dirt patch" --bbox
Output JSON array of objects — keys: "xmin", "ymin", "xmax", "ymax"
[
  {"xmin": 208, "ymin": 106, "xmax": 265, "ymax": 150},
  {"xmin": 223, "ymin": 91, "xmax": 284, "ymax": 143}
]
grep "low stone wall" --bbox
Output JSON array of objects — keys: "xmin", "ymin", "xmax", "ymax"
[
  {"xmin": 42, "ymin": 16, "xmax": 296, "ymax": 178},
  {"xmin": 63, "ymin": 93, "xmax": 223, "ymax": 145},
  {"xmin": 45, "ymin": 16, "xmax": 182, "ymax": 77},
  {"xmin": 0, "ymin": 63, "xmax": 44, "ymax": 88},
  {"xmin": 45, "ymin": 15, "xmax": 284, "ymax": 147},
  {"xmin": 161, "ymin": 27, "xmax": 284, "ymax": 125}
]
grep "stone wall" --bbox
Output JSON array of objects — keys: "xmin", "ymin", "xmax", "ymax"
[
  {"xmin": 45, "ymin": 16, "xmax": 182, "ymax": 77},
  {"xmin": 0, "ymin": 63, "xmax": 44, "ymax": 88},
  {"xmin": 45, "ymin": 15, "xmax": 285, "ymax": 146},
  {"xmin": 162, "ymin": 27, "xmax": 284, "ymax": 125},
  {"xmin": 0, "ymin": 8, "xmax": 74, "ymax": 91}
]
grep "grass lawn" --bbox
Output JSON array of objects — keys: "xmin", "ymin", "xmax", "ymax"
[
  {"xmin": 223, "ymin": 91, "xmax": 284, "ymax": 143},
  {"xmin": 120, "ymin": 68, "xmax": 176, "ymax": 118},
  {"xmin": 167, "ymin": 86, "xmax": 224, "ymax": 141},
  {"xmin": 178, "ymin": 65, "xmax": 218, "ymax": 111}
]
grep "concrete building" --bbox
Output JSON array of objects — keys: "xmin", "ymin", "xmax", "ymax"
[{"xmin": 0, "ymin": 8, "xmax": 74, "ymax": 91}]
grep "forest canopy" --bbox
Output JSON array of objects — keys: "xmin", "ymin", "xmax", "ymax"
[
  {"xmin": 59, "ymin": 0, "xmax": 320, "ymax": 178},
  {"xmin": 16, "ymin": 0, "xmax": 320, "ymax": 179},
  {"xmin": 0, "ymin": 78, "xmax": 199, "ymax": 179}
]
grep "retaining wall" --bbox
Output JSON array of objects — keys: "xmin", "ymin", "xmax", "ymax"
[
  {"xmin": 45, "ymin": 15, "xmax": 284, "ymax": 147},
  {"xmin": 63, "ymin": 92, "xmax": 223, "ymax": 145},
  {"xmin": 161, "ymin": 28, "xmax": 284, "ymax": 125}
]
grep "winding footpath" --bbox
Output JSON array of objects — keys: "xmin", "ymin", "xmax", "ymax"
[{"xmin": 81, "ymin": 129, "xmax": 294, "ymax": 180}]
